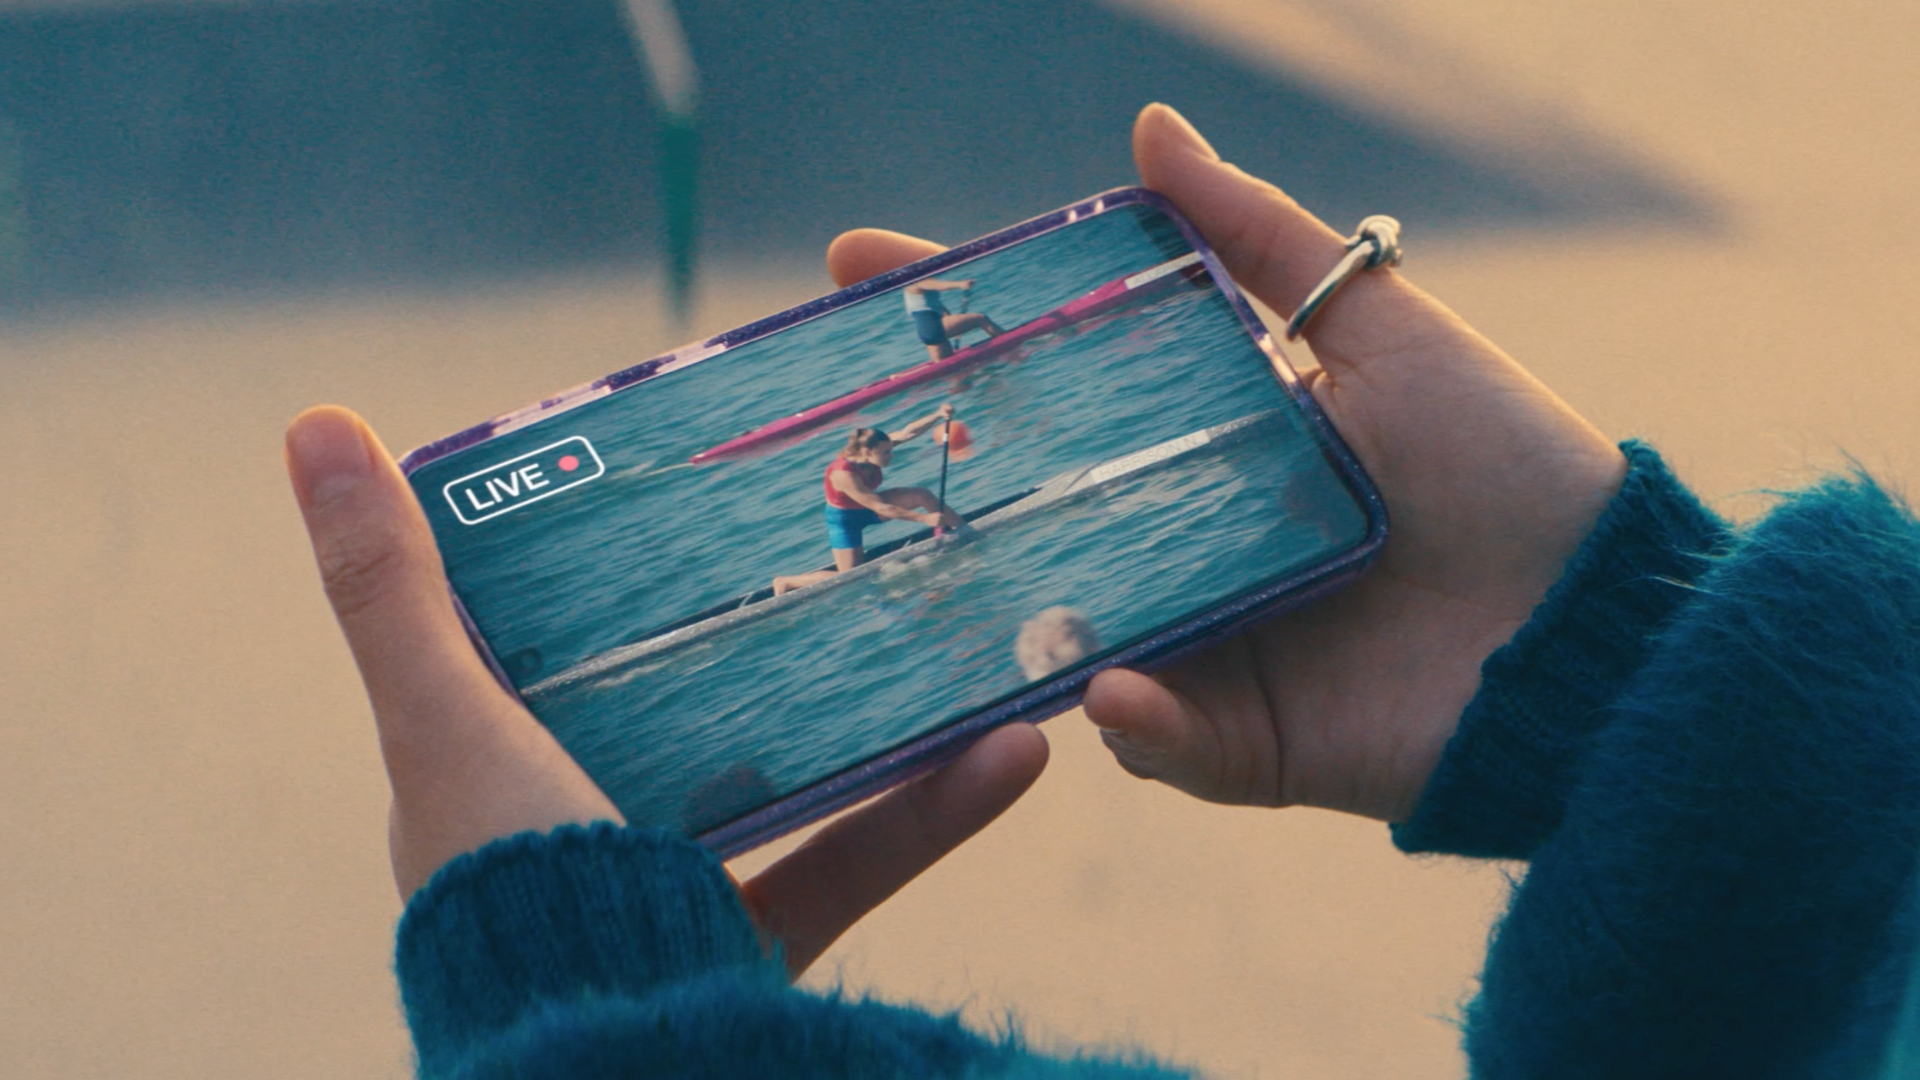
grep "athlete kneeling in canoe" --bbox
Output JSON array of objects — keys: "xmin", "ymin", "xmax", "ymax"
[
  {"xmin": 771, "ymin": 405, "xmax": 965, "ymax": 596},
  {"xmin": 904, "ymin": 279, "xmax": 1005, "ymax": 362}
]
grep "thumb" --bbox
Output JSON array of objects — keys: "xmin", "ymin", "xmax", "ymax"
[
  {"xmin": 286, "ymin": 406, "xmax": 618, "ymax": 896},
  {"xmin": 1132, "ymin": 102, "xmax": 1460, "ymax": 372}
]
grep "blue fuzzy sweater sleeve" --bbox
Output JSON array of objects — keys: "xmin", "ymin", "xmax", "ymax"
[
  {"xmin": 1392, "ymin": 441, "xmax": 1733, "ymax": 858},
  {"xmin": 395, "ymin": 823, "xmax": 1189, "ymax": 1079},
  {"xmin": 1400, "ymin": 444, "xmax": 1920, "ymax": 1078}
]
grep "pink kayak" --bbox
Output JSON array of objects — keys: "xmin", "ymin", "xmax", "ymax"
[{"xmin": 689, "ymin": 252, "xmax": 1210, "ymax": 465}]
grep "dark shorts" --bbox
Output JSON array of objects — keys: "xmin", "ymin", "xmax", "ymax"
[
  {"xmin": 824, "ymin": 504, "xmax": 882, "ymax": 550},
  {"xmin": 912, "ymin": 309, "xmax": 948, "ymax": 346}
]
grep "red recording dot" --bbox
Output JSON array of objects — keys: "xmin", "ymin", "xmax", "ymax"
[{"xmin": 557, "ymin": 455, "xmax": 580, "ymax": 472}]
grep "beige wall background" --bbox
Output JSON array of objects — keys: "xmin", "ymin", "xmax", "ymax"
[{"xmin": 4, "ymin": 1, "xmax": 1917, "ymax": 1076}]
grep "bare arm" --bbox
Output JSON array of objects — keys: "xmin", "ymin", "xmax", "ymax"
[
  {"xmin": 831, "ymin": 470, "xmax": 936, "ymax": 523},
  {"xmin": 887, "ymin": 403, "xmax": 955, "ymax": 445}
]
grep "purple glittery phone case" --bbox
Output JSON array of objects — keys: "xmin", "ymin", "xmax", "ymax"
[{"xmin": 401, "ymin": 188, "xmax": 1386, "ymax": 857}]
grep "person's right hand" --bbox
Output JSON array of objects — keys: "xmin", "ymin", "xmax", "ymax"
[{"xmin": 829, "ymin": 104, "xmax": 1626, "ymax": 824}]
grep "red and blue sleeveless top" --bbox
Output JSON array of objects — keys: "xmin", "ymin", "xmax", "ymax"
[{"xmin": 824, "ymin": 457, "xmax": 883, "ymax": 508}]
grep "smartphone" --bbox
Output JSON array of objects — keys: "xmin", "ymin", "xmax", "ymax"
[{"xmin": 400, "ymin": 188, "xmax": 1386, "ymax": 857}]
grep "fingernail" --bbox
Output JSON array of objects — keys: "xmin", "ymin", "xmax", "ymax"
[
  {"xmin": 1148, "ymin": 103, "xmax": 1219, "ymax": 162},
  {"xmin": 287, "ymin": 408, "xmax": 375, "ymax": 509}
]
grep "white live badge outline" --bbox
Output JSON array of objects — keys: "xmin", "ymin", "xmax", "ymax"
[{"xmin": 443, "ymin": 436, "xmax": 606, "ymax": 525}]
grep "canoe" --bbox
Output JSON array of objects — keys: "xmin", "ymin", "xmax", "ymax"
[
  {"xmin": 524, "ymin": 409, "xmax": 1279, "ymax": 696},
  {"xmin": 688, "ymin": 251, "xmax": 1210, "ymax": 465}
]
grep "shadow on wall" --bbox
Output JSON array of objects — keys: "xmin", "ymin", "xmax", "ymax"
[{"xmin": 0, "ymin": 0, "xmax": 1710, "ymax": 316}]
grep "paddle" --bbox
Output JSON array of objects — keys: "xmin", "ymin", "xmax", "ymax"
[{"xmin": 935, "ymin": 408, "xmax": 955, "ymax": 537}]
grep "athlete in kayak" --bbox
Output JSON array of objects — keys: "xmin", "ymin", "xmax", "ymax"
[
  {"xmin": 904, "ymin": 279, "xmax": 1006, "ymax": 362},
  {"xmin": 771, "ymin": 404, "xmax": 966, "ymax": 596}
]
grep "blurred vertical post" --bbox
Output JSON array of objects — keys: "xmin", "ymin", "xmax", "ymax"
[
  {"xmin": 619, "ymin": 0, "xmax": 700, "ymax": 322},
  {"xmin": 0, "ymin": 118, "xmax": 24, "ymax": 290}
]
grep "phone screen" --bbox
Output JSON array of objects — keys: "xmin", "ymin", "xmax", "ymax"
[{"xmin": 406, "ymin": 199, "xmax": 1373, "ymax": 841}]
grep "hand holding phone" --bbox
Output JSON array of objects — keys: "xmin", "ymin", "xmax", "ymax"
[
  {"xmin": 286, "ymin": 405, "xmax": 1047, "ymax": 975},
  {"xmin": 1073, "ymin": 105, "xmax": 1629, "ymax": 823}
]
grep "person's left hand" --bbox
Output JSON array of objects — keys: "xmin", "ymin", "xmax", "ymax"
[{"xmin": 286, "ymin": 406, "xmax": 1048, "ymax": 975}]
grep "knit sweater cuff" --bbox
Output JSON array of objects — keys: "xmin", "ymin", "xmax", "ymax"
[
  {"xmin": 394, "ymin": 823, "xmax": 779, "ymax": 1078},
  {"xmin": 1392, "ymin": 441, "xmax": 1729, "ymax": 859}
]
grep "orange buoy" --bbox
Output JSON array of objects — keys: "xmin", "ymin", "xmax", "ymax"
[{"xmin": 936, "ymin": 419, "xmax": 976, "ymax": 460}]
